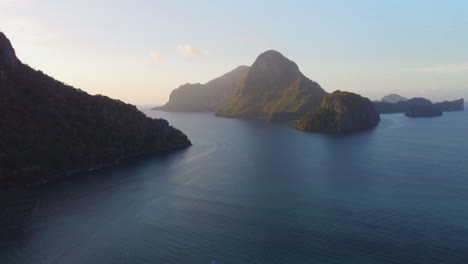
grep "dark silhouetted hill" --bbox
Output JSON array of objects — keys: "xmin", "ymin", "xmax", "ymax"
[{"xmin": 0, "ymin": 32, "xmax": 190, "ymax": 187}]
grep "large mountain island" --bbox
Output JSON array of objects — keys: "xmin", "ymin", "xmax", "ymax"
[
  {"xmin": 216, "ymin": 50, "xmax": 327, "ymax": 120},
  {"xmin": 297, "ymin": 91, "xmax": 380, "ymax": 132},
  {"xmin": 154, "ymin": 66, "xmax": 249, "ymax": 112},
  {"xmin": 0, "ymin": 32, "xmax": 190, "ymax": 186}
]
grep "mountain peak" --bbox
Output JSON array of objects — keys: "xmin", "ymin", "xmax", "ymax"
[
  {"xmin": 253, "ymin": 50, "xmax": 299, "ymax": 73},
  {"xmin": 241, "ymin": 50, "xmax": 301, "ymax": 97},
  {"xmin": 217, "ymin": 50, "xmax": 327, "ymax": 120},
  {"xmin": 0, "ymin": 32, "xmax": 19, "ymax": 70},
  {"xmin": 258, "ymin": 49, "xmax": 286, "ymax": 58}
]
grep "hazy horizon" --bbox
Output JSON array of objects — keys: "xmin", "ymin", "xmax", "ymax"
[{"xmin": 1, "ymin": 0, "xmax": 467, "ymax": 105}]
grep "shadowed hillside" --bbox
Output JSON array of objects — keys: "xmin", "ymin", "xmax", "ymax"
[
  {"xmin": 0, "ymin": 32, "xmax": 191, "ymax": 186},
  {"xmin": 154, "ymin": 66, "xmax": 249, "ymax": 112}
]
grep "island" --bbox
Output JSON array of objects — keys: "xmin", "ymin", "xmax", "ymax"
[
  {"xmin": 434, "ymin": 99, "xmax": 464, "ymax": 112},
  {"xmin": 216, "ymin": 50, "xmax": 327, "ymax": 121},
  {"xmin": 153, "ymin": 65, "xmax": 250, "ymax": 112},
  {"xmin": 405, "ymin": 105, "xmax": 443, "ymax": 117},
  {"xmin": 381, "ymin": 94, "xmax": 408, "ymax": 103},
  {"xmin": 297, "ymin": 91, "xmax": 381, "ymax": 132},
  {"xmin": 0, "ymin": 32, "xmax": 191, "ymax": 187},
  {"xmin": 373, "ymin": 96, "xmax": 464, "ymax": 114}
]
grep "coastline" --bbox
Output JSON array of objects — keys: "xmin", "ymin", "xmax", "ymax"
[{"xmin": 1, "ymin": 143, "xmax": 191, "ymax": 190}]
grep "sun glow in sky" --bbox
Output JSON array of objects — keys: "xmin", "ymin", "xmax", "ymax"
[{"xmin": 1, "ymin": 0, "xmax": 468, "ymax": 105}]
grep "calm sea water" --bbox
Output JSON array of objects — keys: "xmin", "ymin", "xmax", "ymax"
[{"xmin": 1, "ymin": 107, "xmax": 468, "ymax": 264}]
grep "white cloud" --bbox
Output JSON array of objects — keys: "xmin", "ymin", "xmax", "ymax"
[
  {"xmin": 177, "ymin": 45, "xmax": 210, "ymax": 58},
  {"xmin": 149, "ymin": 51, "xmax": 162, "ymax": 64},
  {"xmin": 411, "ymin": 63, "xmax": 468, "ymax": 74}
]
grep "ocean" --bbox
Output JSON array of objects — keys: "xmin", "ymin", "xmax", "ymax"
[{"xmin": 1, "ymin": 107, "xmax": 468, "ymax": 263}]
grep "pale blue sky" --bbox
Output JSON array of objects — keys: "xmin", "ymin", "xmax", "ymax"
[{"xmin": 1, "ymin": 0, "xmax": 467, "ymax": 104}]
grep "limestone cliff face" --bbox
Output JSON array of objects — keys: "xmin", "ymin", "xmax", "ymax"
[
  {"xmin": 216, "ymin": 50, "xmax": 327, "ymax": 121},
  {"xmin": 154, "ymin": 66, "xmax": 249, "ymax": 112},
  {"xmin": 297, "ymin": 91, "xmax": 380, "ymax": 132}
]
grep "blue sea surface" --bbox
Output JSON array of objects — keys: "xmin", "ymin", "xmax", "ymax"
[{"xmin": 1, "ymin": 107, "xmax": 468, "ymax": 264}]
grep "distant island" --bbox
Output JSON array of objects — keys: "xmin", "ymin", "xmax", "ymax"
[
  {"xmin": 297, "ymin": 91, "xmax": 380, "ymax": 132},
  {"xmin": 406, "ymin": 105, "xmax": 443, "ymax": 118},
  {"xmin": 374, "ymin": 94, "xmax": 464, "ymax": 116},
  {"xmin": 153, "ymin": 53, "xmax": 464, "ymax": 131},
  {"xmin": 0, "ymin": 32, "xmax": 191, "ymax": 187},
  {"xmin": 155, "ymin": 50, "xmax": 327, "ymax": 122},
  {"xmin": 381, "ymin": 94, "xmax": 408, "ymax": 103},
  {"xmin": 153, "ymin": 66, "xmax": 249, "ymax": 112},
  {"xmin": 216, "ymin": 50, "xmax": 327, "ymax": 121}
]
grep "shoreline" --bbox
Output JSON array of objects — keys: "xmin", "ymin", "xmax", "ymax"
[{"xmin": 1, "ymin": 143, "xmax": 191, "ymax": 190}]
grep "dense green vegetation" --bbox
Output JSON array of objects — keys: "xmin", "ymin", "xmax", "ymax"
[
  {"xmin": 0, "ymin": 32, "xmax": 190, "ymax": 186},
  {"xmin": 297, "ymin": 107, "xmax": 342, "ymax": 131},
  {"xmin": 297, "ymin": 91, "xmax": 380, "ymax": 132},
  {"xmin": 216, "ymin": 50, "xmax": 327, "ymax": 121}
]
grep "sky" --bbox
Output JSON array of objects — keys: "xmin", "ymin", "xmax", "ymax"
[{"xmin": 1, "ymin": 0, "xmax": 467, "ymax": 105}]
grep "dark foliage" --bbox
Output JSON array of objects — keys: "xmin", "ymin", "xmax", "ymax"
[
  {"xmin": 0, "ymin": 32, "xmax": 190, "ymax": 186},
  {"xmin": 297, "ymin": 91, "xmax": 380, "ymax": 132}
]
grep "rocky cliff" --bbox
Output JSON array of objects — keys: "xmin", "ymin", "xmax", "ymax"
[{"xmin": 297, "ymin": 91, "xmax": 380, "ymax": 132}]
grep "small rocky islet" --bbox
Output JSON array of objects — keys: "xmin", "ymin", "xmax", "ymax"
[{"xmin": 296, "ymin": 91, "xmax": 380, "ymax": 132}]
